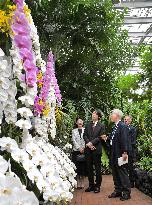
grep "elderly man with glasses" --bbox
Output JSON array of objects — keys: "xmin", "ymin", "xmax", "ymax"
[{"xmin": 102, "ymin": 109, "xmax": 131, "ymax": 201}]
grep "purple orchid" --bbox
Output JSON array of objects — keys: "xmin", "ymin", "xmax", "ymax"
[
  {"xmin": 14, "ymin": 11, "xmax": 28, "ymax": 25},
  {"xmin": 34, "ymin": 96, "xmax": 44, "ymax": 115},
  {"xmin": 11, "ymin": 0, "xmax": 37, "ymax": 88},
  {"xmin": 19, "ymin": 48, "xmax": 33, "ymax": 61},
  {"xmin": 14, "ymin": 35, "xmax": 32, "ymax": 49},
  {"xmin": 24, "ymin": 60, "xmax": 36, "ymax": 72},
  {"xmin": 13, "ymin": 0, "xmax": 24, "ymax": 7},
  {"xmin": 12, "ymin": 23, "xmax": 30, "ymax": 35},
  {"xmin": 26, "ymin": 72, "xmax": 37, "ymax": 88}
]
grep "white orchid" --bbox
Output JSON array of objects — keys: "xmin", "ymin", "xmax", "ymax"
[
  {"xmin": 0, "ymin": 77, "xmax": 10, "ymax": 90},
  {"xmin": 25, "ymin": 142, "xmax": 40, "ymax": 156},
  {"xmin": 17, "ymin": 107, "xmax": 33, "ymax": 118},
  {"xmin": 0, "ymin": 48, "xmax": 4, "ymax": 57},
  {"xmin": 31, "ymin": 153, "xmax": 49, "ymax": 167},
  {"xmin": 0, "ymin": 156, "xmax": 8, "ymax": 174},
  {"xmin": 11, "ymin": 148, "xmax": 29, "ymax": 163},
  {"xmin": 4, "ymin": 112, "xmax": 17, "ymax": 124},
  {"xmin": 0, "ymin": 176, "xmax": 38, "ymax": 205},
  {"xmin": 16, "ymin": 119, "xmax": 32, "ymax": 130},
  {"xmin": 40, "ymin": 164, "xmax": 55, "ymax": 178},
  {"xmin": 27, "ymin": 167, "xmax": 44, "ymax": 183},
  {"xmin": 11, "ymin": 188, "xmax": 39, "ymax": 205},
  {"xmin": 0, "ymin": 88, "xmax": 8, "ymax": 102},
  {"xmin": 0, "ymin": 175, "xmax": 22, "ymax": 195},
  {"xmin": 0, "ymin": 137, "xmax": 18, "ymax": 152},
  {"xmin": 7, "ymin": 84, "xmax": 17, "ymax": 97},
  {"xmin": 22, "ymin": 160, "xmax": 34, "ymax": 172},
  {"xmin": 19, "ymin": 95, "xmax": 34, "ymax": 106},
  {"xmin": 0, "ymin": 60, "xmax": 7, "ymax": 72}
]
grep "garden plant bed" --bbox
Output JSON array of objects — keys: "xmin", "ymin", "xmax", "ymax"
[{"xmin": 135, "ymin": 168, "xmax": 152, "ymax": 198}]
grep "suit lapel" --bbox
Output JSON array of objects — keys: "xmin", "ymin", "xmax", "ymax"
[
  {"xmin": 114, "ymin": 121, "xmax": 121, "ymax": 137},
  {"xmin": 88, "ymin": 122, "xmax": 94, "ymax": 136}
]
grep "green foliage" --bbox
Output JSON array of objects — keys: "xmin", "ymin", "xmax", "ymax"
[
  {"xmin": 51, "ymin": 101, "xmax": 77, "ymax": 150},
  {"xmin": 117, "ymin": 74, "xmax": 141, "ymax": 98},
  {"xmin": 27, "ymin": 0, "xmax": 136, "ymax": 116},
  {"xmin": 137, "ymin": 135, "xmax": 152, "ymax": 158},
  {"xmin": 140, "ymin": 45, "xmax": 152, "ymax": 100},
  {"xmin": 1, "ymin": 122, "xmax": 22, "ymax": 144},
  {"xmin": 101, "ymin": 146, "xmax": 109, "ymax": 168},
  {"xmin": 138, "ymin": 157, "xmax": 152, "ymax": 172},
  {"xmin": 123, "ymin": 100, "xmax": 151, "ymax": 134}
]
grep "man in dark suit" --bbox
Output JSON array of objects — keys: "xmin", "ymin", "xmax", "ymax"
[
  {"xmin": 83, "ymin": 109, "xmax": 105, "ymax": 193},
  {"xmin": 124, "ymin": 115, "xmax": 137, "ymax": 188},
  {"xmin": 105, "ymin": 109, "xmax": 131, "ymax": 201}
]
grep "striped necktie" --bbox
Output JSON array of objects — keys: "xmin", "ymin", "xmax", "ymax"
[{"xmin": 110, "ymin": 125, "xmax": 118, "ymax": 145}]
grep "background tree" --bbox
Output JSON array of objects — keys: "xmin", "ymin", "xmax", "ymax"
[{"xmin": 27, "ymin": 0, "xmax": 136, "ymax": 118}]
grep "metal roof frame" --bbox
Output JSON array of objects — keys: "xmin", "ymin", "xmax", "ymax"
[
  {"xmin": 114, "ymin": 0, "xmax": 152, "ymax": 45},
  {"xmin": 113, "ymin": 0, "xmax": 152, "ymax": 73}
]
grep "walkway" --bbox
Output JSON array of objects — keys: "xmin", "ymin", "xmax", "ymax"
[{"xmin": 70, "ymin": 175, "xmax": 152, "ymax": 205}]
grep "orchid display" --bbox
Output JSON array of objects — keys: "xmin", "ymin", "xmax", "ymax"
[
  {"xmin": 0, "ymin": 155, "xmax": 39, "ymax": 205},
  {"xmin": 0, "ymin": 49, "xmax": 17, "ymax": 127},
  {"xmin": 0, "ymin": 136, "xmax": 76, "ymax": 203},
  {"xmin": 0, "ymin": 0, "xmax": 74, "ymax": 204}
]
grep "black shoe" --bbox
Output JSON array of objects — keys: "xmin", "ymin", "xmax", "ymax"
[
  {"xmin": 120, "ymin": 194, "xmax": 131, "ymax": 201},
  {"xmin": 108, "ymin": 192, "xmax": 122, "ymax": 198},
  {"xmin": 94, "ymin": 187, "xmax": 100, "ymax": 193},
  {"xmin": 85, "ymin": 187, "xmax": 94, "ymax": 192}
]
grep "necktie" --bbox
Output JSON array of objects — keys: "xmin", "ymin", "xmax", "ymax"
[
  {"xmin": 110, "ymin": 125, "xmax": 117, "ymax": 145},
  {"xmin": 92, "ymin": 122, "xmax": 95, "ymax": 131}
]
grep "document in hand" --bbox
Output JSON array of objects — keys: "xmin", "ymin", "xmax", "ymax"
[{"xmin": 118, "ymin": 156, "xmax": 128, "ymax": 166}]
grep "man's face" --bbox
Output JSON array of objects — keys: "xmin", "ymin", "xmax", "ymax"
[
  {"xmin": 124, "ymin": 116, "xmax": 132, "ymax": 125},
  {"xmin": 110, "ymin": 113, "xmax": 118, "ymax": 122},
  {"xmin": 92, "ymin": 111, "xmax": 99, "ymax": 121}
]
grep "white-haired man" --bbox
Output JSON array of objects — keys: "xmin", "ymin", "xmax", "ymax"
[{"xmin": 107, "ymin": 109, "xmax": 131, "ymax": 201}]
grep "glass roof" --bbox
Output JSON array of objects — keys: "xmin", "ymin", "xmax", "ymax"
[
  {"xmin": 114, "ymin": 0, "xmax": 152, "ymax": 45},
  {"xmin": 114, "ymin": 0, "xmax": 152, "ymax": 73}
]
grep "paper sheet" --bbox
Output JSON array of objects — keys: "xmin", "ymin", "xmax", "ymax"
[{"xmin": 118, "ymin": 156, "xmax": 128, "ymax": 166}]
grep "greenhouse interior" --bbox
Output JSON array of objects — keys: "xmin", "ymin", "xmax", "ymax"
[{"xmin": 0, "ymin": 0, "xmax": 151, "ymax": 205}]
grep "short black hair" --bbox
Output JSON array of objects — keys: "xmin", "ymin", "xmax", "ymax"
[{"xmin": 94, "ymin": 109, "xmax": 103, "ymax": 119}]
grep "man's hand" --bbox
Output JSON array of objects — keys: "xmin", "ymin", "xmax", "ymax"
[
  {"xmin": 79, "ymin": 148, "xmax": 84, "ymax": 154},
  {"xmin": 86, "ymin": 142, "xmax": 93, "ymax": 149},
  {"xmin": 100, "ymin": 135, "xmax": 107, "ymax": 141},
  {"xmin": 90, "ymin": 146, "xmax": 96, "ymax": 151},
  {"xmin": 122, "ymin": 152, "xmax": 128, "ymax": 161}
]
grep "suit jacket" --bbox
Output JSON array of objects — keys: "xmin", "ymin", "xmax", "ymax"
[
  {"xmin": 110, "ymin": 121, "xmax": 129, "ymax": 165},
  {"xmin": 83, "ymin": 121, "xmax": 105, "ymax": 155},
  {"xmin": 72, "ymin": 128, "xmax": 85, "ymax": 151},
  {"xmin": 127, "ymin": 125, "xmax": 137, "ymax": 159}
]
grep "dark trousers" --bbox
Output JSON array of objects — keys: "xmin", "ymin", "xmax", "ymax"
[
  {"xmin": 112, "ymin": 164, "xmax": 131, "ymax": 195},
  {"xmin": 86, "ymin": 151, "xmax": 102, "ymax": 188},
  {"xmin": 128, "ymin": 156, "xmax": 135, "ymax": 184}
]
